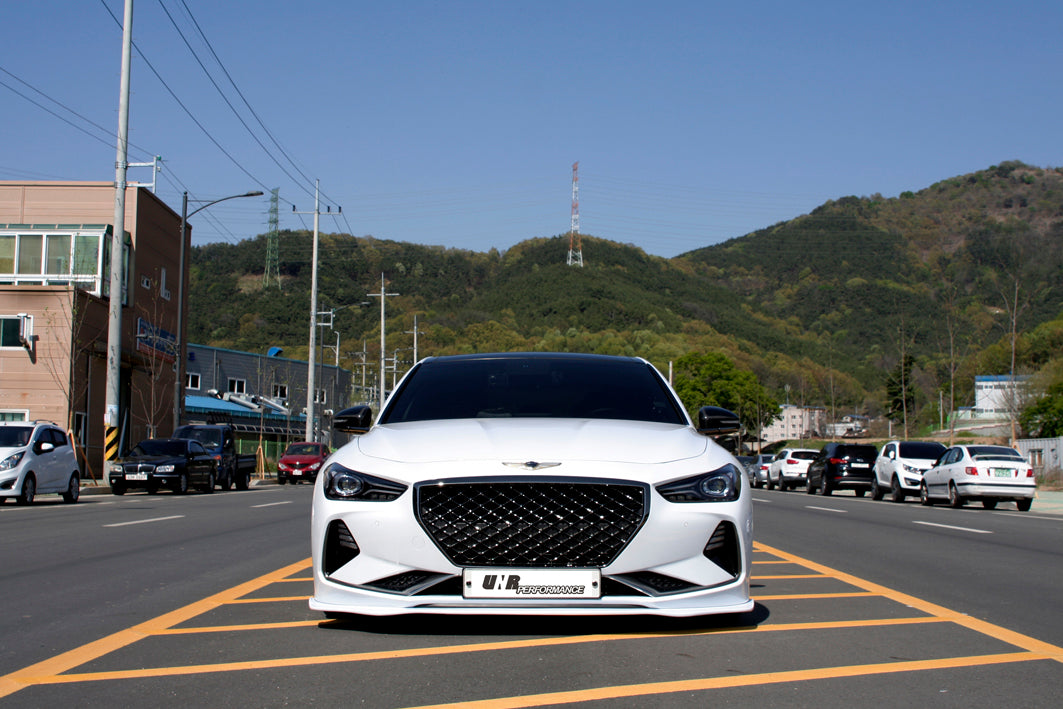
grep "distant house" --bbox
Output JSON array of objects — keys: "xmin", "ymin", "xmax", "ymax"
[
  {"xmin": 761, "ymin": 404, "xmax": 826, "ymax": 444},
  {"xmin": 951, "ymin": 375, "xmax": 1031, "ymax": 426}
]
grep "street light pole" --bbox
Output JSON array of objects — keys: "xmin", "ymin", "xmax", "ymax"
[{"xmin": 173, "ymin": 189, "xmax": 263, "ymax": 429}]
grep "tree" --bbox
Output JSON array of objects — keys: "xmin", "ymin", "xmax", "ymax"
[
  {"xmin": 885, "ymin": 353, "xmax": 915, "ymax": 436},
  {"xmin": 673, "ymin": 352, "xmax": 779, "ymax": 440},
  {"xmin": 1020, "ymin": 381, "xmax": 1063, "ymax": 438}
]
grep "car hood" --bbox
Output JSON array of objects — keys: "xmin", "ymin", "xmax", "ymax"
[
  {"xmin": 355, "ymin": 418, "xmax": 707, "ymax": 465},
  {"xmin": 117, "ymin": 454, "xmax": 182, "ymax": 464},
  {"xmin": 0, "ymin": 446, "xmax": 27, "ymax": 458},
  {"xmin": 280, "ymin": 455, "xmax": 326, "ymax": 465}
]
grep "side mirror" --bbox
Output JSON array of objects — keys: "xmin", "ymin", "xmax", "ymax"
[
  {"xmin": 696, "ymin": 406, "xmax": 741, "ymax": 436},
  {"xmin": 334, "ymin": 405, "xmax": 373, "ymax": 434},
  {"xmin": 35, "ymin": 441, "xmax": 56, "ymax": 454}
]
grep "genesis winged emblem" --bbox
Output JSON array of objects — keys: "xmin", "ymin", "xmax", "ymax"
[{"xmin": 502, "ymin": 461, "xmax": 562, "ymax": 471}]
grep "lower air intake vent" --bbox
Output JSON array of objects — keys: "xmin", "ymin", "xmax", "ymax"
[
  {"xmin": 323, "ymin": 520, "xmax": 360, "ymax": 577},
  {"xmin": 703, "ymin": 521, "xmax": 740, "ymax": 578}
]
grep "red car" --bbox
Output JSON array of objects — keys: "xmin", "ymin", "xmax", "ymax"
[{"xmin": 277, "ymin": 442, "xmax": 330, "ymax": 484}]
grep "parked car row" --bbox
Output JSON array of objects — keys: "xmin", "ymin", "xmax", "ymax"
[{"xmin": 748, "ymin": 438, "xmax": 1036, "ymax": 511}]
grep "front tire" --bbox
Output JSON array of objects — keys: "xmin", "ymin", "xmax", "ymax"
[
  {"xmin": 111, "ymin": 481, "xmax": 126, "ymax": 496},
  {"xmin": 820, "ymin": 476, "xmax": 832, "ymax": 496},
  {"xmin": 920, "ymin": 482, "xmax": 933, "ymax": 506},
  {"xmin": 61, "ymin": 473, "xmax": 80, "ymax": 504},
  {"xmin": 17, "ymin": 473, "xmax": 36, "ymax": 505},
  {"xmin": 982, "ymin": 499, "xmax": 998, "ymax": 510},
  {"xmin": 870, "ymin": 478, "xmax": 884, "ymax": 501},
  {"xmin": 174, "ymin": 473, "xmax": 190, "ymax": 495},
  {"xmin": 806, "ymin": 476, "xmax": 815, "ymax": 494},
  {"xmin": 201, "ymin": 469, "xmax": 216, "ymax": 494},
  {"xmin": 890, "ymin": 476, "xmax": 906, "ymax": 503},
  {"xmin": 1016, "ymin": 498, "xmax": 1032, "ymax": 512}
]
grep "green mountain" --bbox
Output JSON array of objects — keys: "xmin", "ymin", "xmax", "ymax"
[{"xmin": 187, "ymin": 161, "xmax": 1063, "ymax": 430}]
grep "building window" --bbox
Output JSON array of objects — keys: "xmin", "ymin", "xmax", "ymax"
[
  {"xmin": 186, "ymin": 372, "xmax": 201, "ymax": 390},
  {"xmin": 0, "ymin": 410, "xmax": 28, "ymax": 422},
  {"xmin": 272, "ymin": 384, "xmax": 288, "ymax": 400},
  {"xmin": 74, "ymin": 412, "xmax": 87, "ymax": 444},
  {"xmin": 0, "ymin": 316, "xmax": 22, "ymax": 348},
  {"xmin": 228, "ymin": 378, "xmax": 247, "ymax": 395},
  {"xmin": 1029, "ymin": 449, "xmax": 1043, "ymax": 467}
]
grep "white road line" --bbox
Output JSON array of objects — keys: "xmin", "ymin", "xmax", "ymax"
[
  {"xmin": 104, "ymin": 515, "xmax": 184, "ymax": 528},
  {"xmin": 913, "ymin": 521, "xmax": 992, "ymax": 534},
  {"xmin": 252, "ymin": 501, "xmax": 293, "ymax": 508},
  {"xmin": 806, "ymin": 506, "xmax": 847, "ymax": 514}
]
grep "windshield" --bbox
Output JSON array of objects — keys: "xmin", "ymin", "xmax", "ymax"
[
  {"xmin": 791, "ymin": 451, "xmax": 817, "ymax": 460},
  {"xmin": 968, "ymin": 445, "xmax": 1024, "ymax": 461},
  {"xmin": 174, "ymin": 426, "xmax": 222, "ymax": 448},
  {"xmin": 285, "ymin": 444, "xmax": 322, "ymax": 456},
  {"xmin": 0, "ymin": 427, "xmax": 32, "ymax": 447},
  {"xmin": 898, "ymin": 442, "xmax": 946, "ymax": 459},
  {"xmin": 382, "ymin": 355, "xmax": 686, "ymax": 425},
  {"xmin": 131, "ymin": 440, "xmax": 186, "ymax": 457},
  {"xmin": 836, "ymin": 445, "xmax": 877, "ymax": 459}
]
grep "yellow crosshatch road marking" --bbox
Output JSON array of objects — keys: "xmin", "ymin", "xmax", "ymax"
[{"xmin": 2, "ymin": 544, "xmax": 1062, "ymax": 703}]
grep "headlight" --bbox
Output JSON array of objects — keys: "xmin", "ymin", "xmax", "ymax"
[
  {"xmin": 108, "ymin": 462, "xmax": 123, "ymax": 475},
  {"xmin": 156, "ymin": 465, "xmax": 175, "ymax": 473},
  {"xmin": 322, "ymin": 463, "xmax": 407, "ymax": 501},
  {"xmin": 308, "ymin": 461, "xmax": 321, "ymax": 471},
  {"xmin": 1, "ymin": 452, "xmax": 25, "ymax": 471},
  {"xmin": 656, "ymin": 464, "xmax": 742, "ymax": 502},
  {"xmin": 278, "ymin": 463, "xmax": 291, "ymax": 471}
]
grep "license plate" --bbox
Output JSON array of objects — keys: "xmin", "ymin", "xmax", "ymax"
[
  {"xmin": 463, "ymin": 568, "xmax": 601, "ymax": 599},
  {"xmin": 851, "ymin": 462, "xmax": 870, "ymax": 469},
  {"xmin": 292, "ymin": 470, "xmax": 302, "ymax": 476},
  {"xmin": 126, "ymin": 472, "xmax": 148, "ymax": 481},
  {"xmin": 993, "ymin": 469, "xmax": 1014, "ymax": 478}
]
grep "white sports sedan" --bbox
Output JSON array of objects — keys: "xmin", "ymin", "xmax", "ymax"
[
  {"xmin": 921, "ymin": 444, "xmax": 1036, "ymax": 510},
  {"xmin": 310, "ymin": 352, "xmax": 754, "ymax": 618}
]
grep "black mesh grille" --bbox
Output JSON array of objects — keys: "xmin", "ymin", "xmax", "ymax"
[{"xmin": 416, "ymin": 478, "xmax": 647, "ymax": 567}]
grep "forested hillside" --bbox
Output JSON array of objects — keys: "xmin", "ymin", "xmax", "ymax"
[{"xmin": 187, "ymin": 161, "xmax": 1063, "ymax": 434}]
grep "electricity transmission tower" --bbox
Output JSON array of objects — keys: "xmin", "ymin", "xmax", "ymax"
[
  {"xmin": 263, "ymin": 188, "xmax": 280, "ymax": 288},
  {"xmin": 567, "ymin": 161, "xmax": 583, "ymax": 267}
]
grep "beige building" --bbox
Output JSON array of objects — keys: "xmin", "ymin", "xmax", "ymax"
[{"xmin": 0, "ymin": 182, "xmax": 184, "ymax": 482}]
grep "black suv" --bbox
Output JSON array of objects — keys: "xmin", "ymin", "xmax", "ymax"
[{"xmin": 806, "ymin": 443, "xmax": 878, "ymax": 496}]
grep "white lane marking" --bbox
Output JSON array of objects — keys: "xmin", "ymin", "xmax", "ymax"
[
  {"xmin": 992, "ymin": 511, "xmax": 1061, "ymax": 521},
  {"xmin": 104, "ymin": 515, "xmax": 184, "ymax": 528},
  {"xmin": 913, "ymin": 521, "xmax": 992, "ymax": 534},
  {"xmin": 806, "ymin": 506, "xmax": 847, "ymax": 514},
  {"xmin": 252, "ymin": 501, "xmax": 293, "ymax": 508},
  {"xmin": 752, "ymin": 497, "xmax": 771, "ymax": 503}
]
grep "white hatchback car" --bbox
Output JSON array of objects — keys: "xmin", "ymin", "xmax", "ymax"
[
  {"xmin": 871, "ymin": 440, "xmax": 946, "ymax": 502},
  {"xmin": 0, "ymin": 421, "xmax": 81, "ymax": 505},
  {"xmin": 310, "ymin": 352, "xmax": 754, "ymax": 618},
  {"xmin": 767, "ymin": 448, "xmax": 817, "ymax": 491},
  {"xmin": 921, "ymin": 444, "xmax": 1035, "ymax": 510}
]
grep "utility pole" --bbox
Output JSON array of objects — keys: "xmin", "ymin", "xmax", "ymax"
[
  {"xmin": 104, "ymin": 0, "xmax": 134, "ymax": 466},
  {"xmin": 405, "ymin": 314, "xmax": 424, "ymax": 365},
  {"xmin": 293, "ymin": 181, "xmax": 323, "ymax": 441},
  {"xmin": 368, "ymin": 273, "xmax": 398, "ymax": 409}
]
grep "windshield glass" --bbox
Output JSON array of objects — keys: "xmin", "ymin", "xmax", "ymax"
[
  {"xmin": 382, "ymin": 355, "xmax": 686, "ymax": 425},
  {"xmin": 174, "ymin": 427, "xmax": 222, "ymax": 447},
  {"xmin": 0, "ymin": 427, "xmax": 32, "ymax": 447},
  {"xmin": 899, "ymin": 442, "xmax": 946, "ymax": 459},
  {"xmin": 131, "ymin": 440, "xmax": 185, "ymax": 457},
  {"xmin": 285, "ymin": 444, "xmax": 322, "ymax": 456},
  {"xmin": 791, "ymin": 451, "xmax": 817, "ymax": 460},
  {"xmin": 968, "ymin": 445, "xmax": 1024, "ymax": 461}
]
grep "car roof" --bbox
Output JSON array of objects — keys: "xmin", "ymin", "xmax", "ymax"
[{"xmin": 420, "ymin": 352, "xmax": 646, "ymax": 366}]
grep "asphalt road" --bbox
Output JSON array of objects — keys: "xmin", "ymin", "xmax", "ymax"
[{"xmin": 1, "ymin": 483, "xmax": 1060, "ymax": 707}]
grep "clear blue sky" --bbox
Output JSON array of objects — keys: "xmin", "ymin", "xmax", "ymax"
[{"xmin": 3, "ymin": 1, "xmax": 1061, "ymax": 257}]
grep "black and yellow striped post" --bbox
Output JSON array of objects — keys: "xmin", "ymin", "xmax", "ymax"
[{"xmin": 104, "ymin": 425, "xmax": 120, "ymax": 462}]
